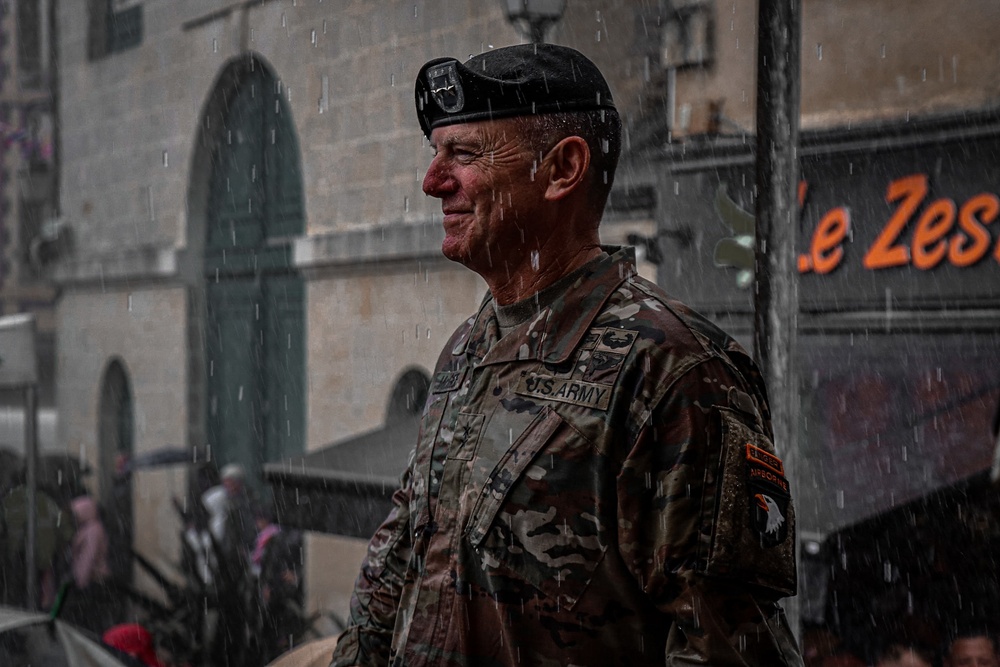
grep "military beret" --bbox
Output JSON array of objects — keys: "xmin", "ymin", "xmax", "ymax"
[{"xmin": 415, "ymin": 43, "xmax": 616, "ymax": 138}]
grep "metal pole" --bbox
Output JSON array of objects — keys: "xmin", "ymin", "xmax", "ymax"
[
  {"xmin": 25, "ymin": 383, "xmax": 39, "ymax": 610},
  {"xmin": 753, "ymin": 0, "xmax": 802, "ymax": 638}
]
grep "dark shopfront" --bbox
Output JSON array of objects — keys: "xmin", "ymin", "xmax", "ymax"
[{"xmin": 654, "ymin": 108, "xmax": 1000, "ymax": 658}]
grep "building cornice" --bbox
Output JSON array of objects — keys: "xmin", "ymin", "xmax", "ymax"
[
  {"xmin": 293, "ymin": 220, "xmax": 447, "ymax": 271},
  {"xmin": 50, "ymin": 245, "xmax": 180, "ymax": 288}
]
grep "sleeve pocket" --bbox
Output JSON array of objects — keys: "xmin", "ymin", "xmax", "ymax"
[{"xmin": 703, "ymin": 407, "xmax": 797, "ymax": 596}]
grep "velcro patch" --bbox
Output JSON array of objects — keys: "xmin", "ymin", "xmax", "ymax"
[
  {"xmin": 581, "ymin": 350, "xmax": 626, "ymax": 384},
  {"xmin": 745, "ymin": 444, "xmax": 790, "ymax": 547},
  {"xmin": 746, "ymin": 443, "xmax": 785, "ymax": 478},
  {"xmin": 595, "ymin": 328, "xmax": 637, "ymax": 354},
  {"xmin": 431, "ymin": 368, "xmax": 465, "ymax": 393},
  {"xmin": 515, "ymin": 373, "xmax": 612, "ymax": 410}
]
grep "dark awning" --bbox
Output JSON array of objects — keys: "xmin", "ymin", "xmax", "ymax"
[{"xmin": 263, "ymin": 416, "xmax": 417, "ymax": 539}]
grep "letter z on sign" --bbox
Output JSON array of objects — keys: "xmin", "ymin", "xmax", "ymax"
[{"xmin": 515, "ymin": 373, "xmax": 612, "ymax": 410}]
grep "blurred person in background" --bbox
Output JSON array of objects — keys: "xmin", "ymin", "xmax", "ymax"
[
  {"xmin": 944, "ymin": 628, "xmax": 999, "ymax": 667},
  {"xmin": 220, "ymin": 463, "xmax": 257, "ymax": 561},
  {"xmin": 250, "ymin": 501, "xmax": 303, "ymax": 665},
  {"xmin": 875, "ymin": 644, "xmax": 936, "ymax": 667},
  {"xmin": 62, "ymin": 493, "xmax": 117, "ymax": 634}
]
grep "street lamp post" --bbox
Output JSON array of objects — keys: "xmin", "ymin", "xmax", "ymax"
[
  {"xmin": 502, "ymin": 0, "xmax": 567, "ymax": 44},
  {"xmin": 754, "ymin": 0, "xmax": 802, "ymax": 639}
]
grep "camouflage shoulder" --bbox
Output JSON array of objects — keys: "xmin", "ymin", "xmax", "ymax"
[{"xmin": 624, "ymin": 273, "xmax": 752, "ymax": 361}]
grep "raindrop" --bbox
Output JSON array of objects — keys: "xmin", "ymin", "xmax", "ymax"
[
  {"xmin": 816, "ymin": 43, "xmax": 822, "ymax": 61},
  {"xmin": 881, "ymin": 44, "xmax": 886, "ymax": 59},
  {"xmin": 530, "ymin": 250, "xmax": 539, "ymax": 271},
  {"xmin": 404, "ymin": 196, "xmax": 409, "ymax": 212},
  {"xmin": 127, "ymin": 294, "xmax": 132, "ymax": 312},
  {"xmin": 311, "ymin": 29, "xmax": 317, "ymax": 46},
  {"xmin": 162, "ymin": 151, "xmax": 169, "ymax": 167},
  {"xmin": 212, "ymin": 38, "xmax": 218, "ymax": 53}
]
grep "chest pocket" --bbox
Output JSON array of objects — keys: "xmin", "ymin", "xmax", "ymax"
[{"xmin": 465, "ymin": 406, "xmax": 609, "ymax": 609}]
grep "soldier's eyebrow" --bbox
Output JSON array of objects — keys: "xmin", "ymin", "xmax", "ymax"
[{"xmin": 430, "ymin": 135, "xmax": 483, "ymax": 154}]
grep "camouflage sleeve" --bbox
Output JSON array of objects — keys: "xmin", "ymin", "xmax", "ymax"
[
  {"xmin": 618, "ymin": 357, "xmax": 803, "ymax": 666},
  {"xmin": 329, "ymin": 465, "xmax": 414, "ymax": 667}
]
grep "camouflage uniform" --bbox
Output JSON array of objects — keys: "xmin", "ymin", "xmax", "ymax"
[{"xmin": 331, "ymin": 248, "xmax": 803, "ymax": 667}]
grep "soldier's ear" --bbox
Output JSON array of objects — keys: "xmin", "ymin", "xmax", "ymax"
[{"xmin": 542, "ymin": 136, "xmax": 590, "ymax": 202}]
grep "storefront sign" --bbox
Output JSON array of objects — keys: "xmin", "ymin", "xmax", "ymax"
[
  {"xmin": 660, "ymin": 123, "xmax": 1000, "ymax": 311},
  {"xmin": 798, "ymin": 174, "xmax": 999, "ymax": 275}
]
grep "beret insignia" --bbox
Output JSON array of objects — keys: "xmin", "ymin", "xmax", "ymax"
[{"xmin": 427, "ymin": 61, "xmax": 464, "ymax": 114}]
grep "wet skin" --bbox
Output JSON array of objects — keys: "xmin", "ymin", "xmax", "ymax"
[{"xmin": 422, "ymin": 119, "xmax": 547, "ymax": 284}]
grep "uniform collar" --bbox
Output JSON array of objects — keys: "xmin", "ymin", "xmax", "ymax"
[{"xmin": 453, "ymin": 246, "xmax": 637, "ymax": 365}]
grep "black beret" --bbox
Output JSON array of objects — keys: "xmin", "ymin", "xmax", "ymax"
[{"xmin": 415, "ymin": 43, "xmax": 616, "ymax": 138}]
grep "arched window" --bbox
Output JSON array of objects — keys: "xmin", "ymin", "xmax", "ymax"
[
  {"xmin": 201, "ymin": 56, "xmax": 305, "ymax": 488},
  {"xmin": 386, "ymin": 368, "xmax": 431, "ymax": 423},
  {"xmin": 98, "ymin": 358, "xmax": 134, "ymax": 583}
]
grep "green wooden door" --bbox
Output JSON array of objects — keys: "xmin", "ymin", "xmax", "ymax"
[{"xmin": 204, "ymin": 61, "xmax": 305, "ymax": 486}]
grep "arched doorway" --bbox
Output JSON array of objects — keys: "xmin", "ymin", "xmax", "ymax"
[
  {"xmin": 98, "ymin": 358, "xmax": 134, "ymax": 583},
  {"xmin": 200, "ymin": 56, "xmax": 306, "ymax": 489}
]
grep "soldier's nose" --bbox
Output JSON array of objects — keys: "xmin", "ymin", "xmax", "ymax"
[{"xmin": 423, "ymin": 158, "xmax": 455, "ymax": 198}]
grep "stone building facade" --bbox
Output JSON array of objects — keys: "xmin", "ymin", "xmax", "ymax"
[
  {"xmin": 47, "ymin": 0, "xmax": 1000, "ymax": 631},
  {"xmin": 50, "ymin": 0, "xmax": 658, "ymax": 616}
]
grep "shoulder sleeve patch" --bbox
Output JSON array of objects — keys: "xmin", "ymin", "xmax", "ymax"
[{"xmin": 702, "ymin": 407, "xmax": 797, "ymax": 596}]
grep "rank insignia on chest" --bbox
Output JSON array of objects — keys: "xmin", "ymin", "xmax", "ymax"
[
  {"xmin": 431, "ymin": 368, "xmax": 466, "ymax": 393},
  {"xmin": 745, "ymin": 443, "xmax": 790, "ymax": 547}
]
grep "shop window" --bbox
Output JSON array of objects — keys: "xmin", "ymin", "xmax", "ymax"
[
  {"xmin": 88, "ymin": 0, "xmax": 143, "ymax": 60},
  {"xmin": 797, "ymin": 330, "xmax": 1000, "ymax": 657}
]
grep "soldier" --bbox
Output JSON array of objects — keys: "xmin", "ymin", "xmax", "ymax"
[{"xmin": 330, "ymin": 43, "xmax": 803, "ymax": 667}]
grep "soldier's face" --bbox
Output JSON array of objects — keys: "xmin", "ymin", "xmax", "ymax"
[
  {"xmin": 423, "ymin": 120, "xmax": 544, "ymax": 276},
  {"xmin": 947, "ymin": 638, "xmax": 999, "ymax": 667}
]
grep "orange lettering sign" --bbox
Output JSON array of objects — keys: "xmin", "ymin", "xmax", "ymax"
[
  {"xmin": 863, "ymin": 174, "xmax": 926, "ymax": 270},
  {"xmin": 800, "ymin": 172, "xmax": 1000, "ymax": 276},
  {"xmin": 949, "ymin": 193, "xmax": 999, "ymax": 267}
]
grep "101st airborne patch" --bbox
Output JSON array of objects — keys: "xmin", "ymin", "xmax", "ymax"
[{"xmin": 745, "ymin": 443, "xmax": 791, "ymax": 547}]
